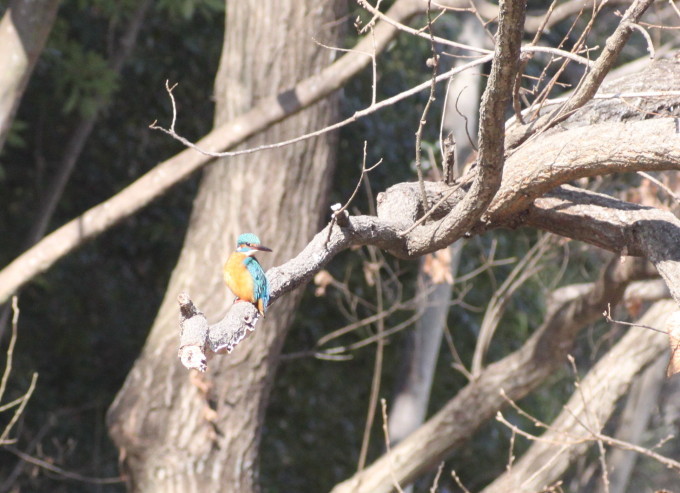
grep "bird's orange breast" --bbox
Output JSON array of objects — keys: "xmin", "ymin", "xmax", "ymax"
[{"xmin": 223, "ymin": 252, "xmax": 255, "ymax": 303}]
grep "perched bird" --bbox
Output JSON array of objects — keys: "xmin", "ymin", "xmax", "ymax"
[{"xmin": 223, "ymin": 233, "xmax": 272, "ymax": 316}]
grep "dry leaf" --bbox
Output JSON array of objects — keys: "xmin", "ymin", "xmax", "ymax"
[
  {"xmin": 313, "ymin": 270, "xmax": 334, "ymax": 297},
  {"xmin": 422, "ymin": 249, "xmax": 453, "ymax": 285}
]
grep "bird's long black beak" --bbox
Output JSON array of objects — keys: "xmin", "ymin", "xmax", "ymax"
[{"xmin": 254, "ymin": 245, "xmax": 272, "ymax": 252}]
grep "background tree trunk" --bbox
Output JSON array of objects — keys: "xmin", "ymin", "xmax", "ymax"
[
  {"xmin": 0, "ymin": 0, "xmax": 60, "ymax": 152},
  {"xmin": 107, "ymin": 1, "xmax": 345, "ymax": 491}
]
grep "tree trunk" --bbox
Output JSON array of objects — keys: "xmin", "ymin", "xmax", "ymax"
[
  {"xmin": 0, "ymin": 0, "xmax": 60, "ymax": 152},
  {"xmin": 107, "ymin": 1, "xmax": 344, "ymax": 491}
]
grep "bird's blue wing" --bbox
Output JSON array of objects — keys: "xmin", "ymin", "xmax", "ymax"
[{"xmin": 244, "ymin": 257, "xmax": 269, "ymax": 313}]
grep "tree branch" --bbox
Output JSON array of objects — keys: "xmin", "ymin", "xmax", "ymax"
[
  {"xmin": 482, "ymin": 300, "xmax": 675, "ymax": 493},
  {"xmin": 402, "ymin": 0, "xmax": 527, "ymax": 255},
  {"xmin": 0, "ymin": 0, "xmax": 60, "ymax": 150},
  {"xmin": 328, "ymin": 256, "xmax": 651, "ymax": 493},
  {"xmin": 525, "ymin": 185, "xmax": 680, "ymax": 304},
  {"xmin": 506, "ymin": 0, "xmax": 656, "ymax": 148}
]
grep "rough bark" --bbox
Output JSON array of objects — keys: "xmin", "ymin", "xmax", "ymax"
[
  {"xmin": 107, "ymin": 1, "xmax": 344, "ymax": 491},
  {"xmin": 0, "ymin": 0, "xmax": 60, "ymax": 151}
]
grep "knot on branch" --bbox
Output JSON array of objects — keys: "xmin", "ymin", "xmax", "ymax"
[{"xmin": 330, "ymin": 203, "xmax": 350, "ymax": 228}]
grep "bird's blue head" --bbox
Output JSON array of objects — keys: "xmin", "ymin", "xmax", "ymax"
[{"xmin": 236, "ymin": 233, "xmax": 272, "ymax": 255}]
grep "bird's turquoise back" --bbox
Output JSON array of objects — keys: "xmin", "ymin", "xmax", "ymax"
[{"xmin": 243, "ymin": 256, "xmax": 269, "ymax": 314}]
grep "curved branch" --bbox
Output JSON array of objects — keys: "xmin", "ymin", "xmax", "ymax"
[
  {"xmin": 488, "ymin": 118, "xmax": 680, "ymax": 222},
  {"xmin": 482, "ymin": 300, "xmax": 674, "ymax": 493},
  {"xmin": 402, "ymin": 0, "xmax": 527, "ymax": 255},
  {"xmin": 524, "ymin": 185, "xmax": 680, "ymax": 304}
]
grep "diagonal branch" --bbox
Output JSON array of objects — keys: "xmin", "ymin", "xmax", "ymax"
[
  {"xmin": 482, "ymin": 299, "xmax": 674, "ymax": 493},
  {"xmin": 402, "ymin": 0, "xmax": 527, "ymax": 255},
  {"xmin": 524, "ymin": 185, "xmax": 680, "ymax": 304},
  {"xmin": 327, "ymin": 256, "xmax": 651, "ymax": 493},
  {"xmin": 506, "ymin": 0, "xmax": 656, "ymax": 148}
]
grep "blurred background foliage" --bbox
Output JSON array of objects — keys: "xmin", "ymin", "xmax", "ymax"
[{"xmin": 0, "ymin": 0, "xmax": 673, "ymax": 492}]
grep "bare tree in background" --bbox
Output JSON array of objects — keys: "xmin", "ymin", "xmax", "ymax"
[{"xmin": 0, "ymin": 0, "xmax": 59, "ymax": 151}]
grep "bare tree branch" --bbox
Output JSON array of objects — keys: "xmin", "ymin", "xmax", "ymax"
[
  {"xmin": 506, "ymin": 0, "xmax": 656, "ymax": 148},
  {"xmin": 402, "ymin": 0, "xmax": 527, "ymax": 255},
  {"xmin": 327, "ymin": 257, "xmax": 651, "ymax": 493},
  {"xmin": 525, "ymin": 186, "xmax": 680, "ymax": 303},
  {"xmin": 482, "ymin": 300, "xmax": 675, "ymax": 493},
  {"xmin": 0, "ymin": 0, "xmax": 60, "ymax": 150}
]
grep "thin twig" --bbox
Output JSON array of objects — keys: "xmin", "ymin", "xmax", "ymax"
[
  {"xmin": 670, "ymin": 0, "xmax": 680, "ymax": 20},
  {"xmin": 0, "ymin": 297, "xmax": 19, "ymax": 403},
  {"xmin": 0, "ymin": 372, "xmax": 38, "ymax": 444},
  {"xmin": 380, "ymin": 398, "xmax": 406, "ymax": 493},
  {"xmin": 4, "ymin": 446, "xmax": 124, "ymax": 484},
  {"xmin": 414, "ymin": 0, "xmax": 439, "ymax": 211},
  {"xmin": 638, "ymin": 171, "xmax": 680, "ymax": 204},
  {"xmin": 454, "ymin": 89, "xmax": 478, "ymax": 152},
  {"xmin": 326, "ymin": 142, "xmax": 382, "ymax": 244},
  {"xmin": 323, "ymin": 312, "xmax": 421, "ymax": 355},
  {"xmin": 151, "ymin": 54, "xmax": 494, "ymax": 159},
  {"xmin": 429, "ymin": 462, "xmax": 445, "ymax": 493},
  {"xmin": 603, "ymin": 303, "xmax": 669, "ymax": 335},
  {"xmin": 398, "ymin": 182, "xmax": 465, "ymax": 237},
  {"xmin": 335, "ymin": 142, "xmax": 383, "ymax": 222},
  {"xmin": 451, "ymin": 470, "xmax": 472, "ymax": 493},
  {"xmin": 357, "ymin": 248, "xmax": 386, "ymax": 471},
  {"xmin": 630, "ymin": 22, "xmax": 655, "ymax": 58}
]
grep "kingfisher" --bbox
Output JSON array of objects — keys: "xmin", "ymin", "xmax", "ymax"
[{"xmin": 223, "ymin": 233, "xmax": 272, "ymax": 316}]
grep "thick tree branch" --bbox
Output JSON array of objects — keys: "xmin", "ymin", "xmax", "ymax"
[
  {"xmin": 487, "ymin": 118, "xmax": 680, "ymax": 223},
  {"xmin": 178, "ymin": 115, "xmax": 680, "ymax": 369},
  {"xmin": 402, "ymin": 0, "xmax": 527, "ymax": 255},
  {"xmin": 525, "ymin": 186, "xmax": 680, "ymax": 304},
  {"xmin": 381, "ymin": 116, "xmax": 680, "ymax": 256}
]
